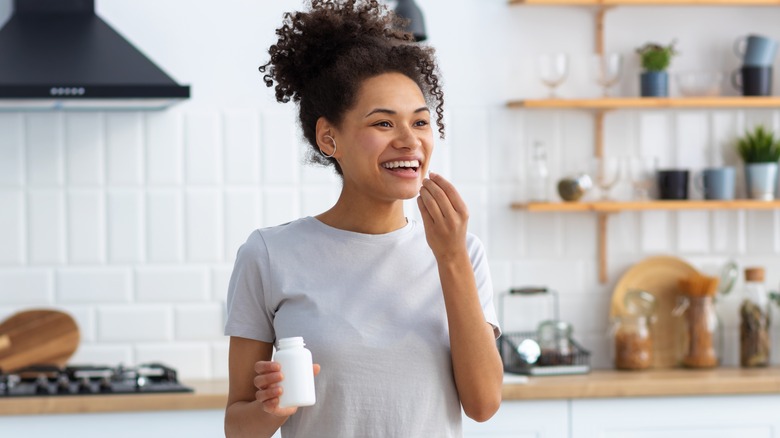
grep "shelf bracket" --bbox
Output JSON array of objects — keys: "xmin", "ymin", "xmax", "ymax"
[
  {"xmin": 597, "ymin": 212, "xmax": 609, "ymax": 284},
  {"xmin": 595, "ymin": 110, "xmax": 605, "ymax": 158},
  {"xmin": 595, "ymin": 6, "xmax": 612, "ymax": 55}
]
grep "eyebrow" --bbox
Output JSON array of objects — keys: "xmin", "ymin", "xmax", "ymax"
[{"xmin": 364, "ymin": 107, "xmax": 430, "ymax": 117}]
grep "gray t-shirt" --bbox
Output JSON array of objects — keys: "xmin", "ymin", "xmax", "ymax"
[{"xmin": 225, "ymin": 216, "xmax": 500, "ymax": 438}]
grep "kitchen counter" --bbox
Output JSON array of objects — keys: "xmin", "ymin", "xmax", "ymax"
[{"xmin": 3, "ymin": 368, "xmax": 780, "ymax": 415}]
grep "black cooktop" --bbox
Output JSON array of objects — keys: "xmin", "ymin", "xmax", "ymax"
[{"xmin": 0, "ymin": 363, "xmax": 193, "ymax": 397}]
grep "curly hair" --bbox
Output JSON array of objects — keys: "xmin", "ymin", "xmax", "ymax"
[{"xmin": 259, "ymin": 0, "xmax": 445, "ymax": 174}]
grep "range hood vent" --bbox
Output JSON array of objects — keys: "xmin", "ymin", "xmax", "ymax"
[{"xmin": 0, "ymin": 0, "xmax": 190, "ymax": 110}]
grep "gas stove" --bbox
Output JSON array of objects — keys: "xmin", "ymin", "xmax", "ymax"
[{"xmin": 0, "ymin": 363, "xmax": 193, "ymax": 397}]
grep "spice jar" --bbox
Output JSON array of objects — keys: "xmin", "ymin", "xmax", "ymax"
[
  {"xmin": 740, "ymin": 267, "xmax": 771, "ymax": 367},
  {"xmin": 613, "ymin": 314, "xmax": 653, "ymax": 370},
  {"xmin": 675, "ymin": 273, "xmax": 721, "ymax": 368}
]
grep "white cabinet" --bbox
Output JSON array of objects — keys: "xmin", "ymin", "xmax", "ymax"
[
  {"xmin": 463, "ymin": 400, "xmax": 569, "ymax": 438},
  {"xmin": 571, "ymin": 395, "xmax": 780, "ymax": 438}
]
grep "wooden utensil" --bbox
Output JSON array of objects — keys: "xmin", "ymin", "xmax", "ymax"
[{"xmin": 0, "ymin": 309, "xmax": 80, "ymax": 372}]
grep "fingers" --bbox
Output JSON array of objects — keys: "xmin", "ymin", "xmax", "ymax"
[
  {"xmin": 313, "ymin": 363, "xmax": 321, "ymax": 376},
  {"xmin": 428, "ymin": 172, "xmax": 468, "ymax": 215}
]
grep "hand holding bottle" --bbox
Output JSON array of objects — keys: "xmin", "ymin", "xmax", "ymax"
[{"xmin": 253, "ymin": 360, "xmax": 320, "ymax": 417}]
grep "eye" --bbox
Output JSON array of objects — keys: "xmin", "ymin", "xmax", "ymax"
[
  {"xmin": 414, "ymin": 119, "xmax": 430, "ymax": 127},
  {"xmin": 373, "ymin": 121, "xmax": 392, "ymax": 128}
]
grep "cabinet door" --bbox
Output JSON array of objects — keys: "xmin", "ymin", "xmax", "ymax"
[
  {"xmin": 572, "ymin": 395, "xmax": 780, "ymax": 438},
  {"xmin": 463, "ymin": 400, "xmax": 569, "ymax": 438}
]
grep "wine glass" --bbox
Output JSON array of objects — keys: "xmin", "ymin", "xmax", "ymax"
[
  {"xmin": 591, "ymin": 53, "xmax": 623, "ymax": 97},
  {"xmin": 537, "ymin": 53, "xmax": 569, "ymax": 98},
  {"xmin": 628, "ymin": 156, "xmax": 658, "ymax": 200},
  {"xmin": 591, "ymin": 156, "xmax": 622, "ymax": 200}
]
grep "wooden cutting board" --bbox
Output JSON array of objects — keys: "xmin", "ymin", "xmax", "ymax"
[{"xmin": 0, "ymin": 309, "xmax": 80, "ymax": 372}]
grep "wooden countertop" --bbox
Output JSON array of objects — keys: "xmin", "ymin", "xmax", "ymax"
[{"xmin": 3, "ymin": 368, "xmax": 780, "ymax": 415}]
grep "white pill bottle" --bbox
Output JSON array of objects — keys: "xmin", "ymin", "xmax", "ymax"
[{"xmin": 274, "ymin": 336, "xmax": 316, "ymax": 408}]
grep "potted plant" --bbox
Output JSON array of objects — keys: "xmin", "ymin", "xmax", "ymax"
[
  {"xmin": 737, "ymin": 125, "xmax": 780, "ymax": 200},
  {"xmin": 636, "ymin": 41, "xmax": 677, "ymax": 97}
]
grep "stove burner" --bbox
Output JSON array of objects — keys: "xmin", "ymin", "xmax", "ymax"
[{"xmin": 0, "ymin": 363, "xmax": 193, "ymax": 397}]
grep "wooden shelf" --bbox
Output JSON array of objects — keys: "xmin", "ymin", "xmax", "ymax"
[
  {"xmin": 510, "ymin": 0, "xmax": 780, "ymax": 5},
  {"xmin": 508, "ymin": 96, "xmax": 780, "ymax": 110},
  {"xmin": 513, "ymin": 200, "xmax": 780, "ymax": 283},
  {"xmin": 512, "ymin": 200, "xmax": 780, "ymax": 212}
]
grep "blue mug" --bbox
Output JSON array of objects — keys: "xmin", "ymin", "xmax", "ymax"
[
  {"xmin": 696, "ymin": 167, "xmax": 735, "ymax": 200},
  {"xmin": 734, "ymin": 34, "xmax": 778, "ymax": 67}
]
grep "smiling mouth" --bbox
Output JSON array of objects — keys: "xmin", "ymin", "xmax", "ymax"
[{"xmin": 381, "ymin": 159, "xmax": 421, "ymax": 174}]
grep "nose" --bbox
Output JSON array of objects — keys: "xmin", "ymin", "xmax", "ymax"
[{"xmin": 392, "ymin": 125, "xmax": 422, "ymax": 151}]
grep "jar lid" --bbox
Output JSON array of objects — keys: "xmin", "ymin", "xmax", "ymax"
[
  {"xmin": 623, "ymin": 289, "xmax": 656, "ymax": 316},
  {"xmin": 745, "ymin": 267, "xmax": 765, "ymax": 282}
]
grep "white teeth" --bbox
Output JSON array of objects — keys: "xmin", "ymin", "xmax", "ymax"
[{"xmin": 382, "ymin": 160, "xmax": 420, "ymax": 169}]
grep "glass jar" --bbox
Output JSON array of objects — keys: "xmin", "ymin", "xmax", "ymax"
[
  {"xmin": 678, "ymin": 295, "xmax": 721, "ymax": 368},
  {"xmin": 536, "ymin": 320, "xmax": 573, "ymax": 365},
  {"xmin": 613, "ymin": 314, "xmax": 653, "ymax": 370},
  {"xmin": 740, "ymin": 267, "xmax": 771, "ymax": 367}
]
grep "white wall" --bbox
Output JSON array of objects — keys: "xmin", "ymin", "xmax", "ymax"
[{"xmin": 1, "ymin": 0, "xmax": 780, "ymax": 379}]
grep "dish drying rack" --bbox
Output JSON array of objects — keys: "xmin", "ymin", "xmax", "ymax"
[{"xmin": 497, "ymin": 287, "xmax": 591, "ymax": 376}]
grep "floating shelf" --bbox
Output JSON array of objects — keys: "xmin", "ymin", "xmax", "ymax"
[
  {"xmin": 512, "ymin": 200, "xmax": 780, "ymax": 283},
  {"xmin": 510, "ymin": 0, "xmax": 780, "ymax": 5},
  {"xmin": 507, "ymin": 97, "xmax": 780, "ymax": 110}
]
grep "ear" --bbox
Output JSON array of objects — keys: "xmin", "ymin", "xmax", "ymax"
[{"xmin": 315, "ymin": 117, "xmax": 338, "ymax": 158}]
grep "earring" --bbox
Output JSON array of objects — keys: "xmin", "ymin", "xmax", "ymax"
[{"xmin": 320, "ymin": 135, "xmax": 337, "ymax": 158}]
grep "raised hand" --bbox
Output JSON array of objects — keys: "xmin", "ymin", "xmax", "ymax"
[{"xmin": 416, "ymin": 172, "xmax": 469, "ymax": 262}]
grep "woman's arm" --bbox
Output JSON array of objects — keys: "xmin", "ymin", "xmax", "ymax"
[
  {"xmin": 417, "ymin": 172, "xmax": 503, "ymax": 422},
  {"xmin": 225, "ymin": 337, "xmax": 315, "ymax": 437}
]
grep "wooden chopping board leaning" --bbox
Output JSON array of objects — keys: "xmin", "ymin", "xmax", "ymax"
[{"xmin": 0, "ymin": 309, "xmax": 80, "ymax": 372}]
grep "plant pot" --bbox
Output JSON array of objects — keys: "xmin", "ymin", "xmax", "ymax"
[
  {"xmin": 745, "ymin": 162, "xmax": 779, "ymax": 200},
  {"xmin": 640, "ymin": 71, "xmax": 668, "ymax": 97}
]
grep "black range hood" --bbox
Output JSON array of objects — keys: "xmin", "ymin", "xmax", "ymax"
[{"xmin": 0, "ymin": 0, "xmax": 190, "ymax": 110}]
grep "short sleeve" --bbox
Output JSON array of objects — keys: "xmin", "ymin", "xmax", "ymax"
[
  {"xmin": 224, "ymin": 230, "xmax": 276, "ymax": 343},
  {"xmin": 467, "ymin": 234, "xmax": 501, "ymax": 339}
]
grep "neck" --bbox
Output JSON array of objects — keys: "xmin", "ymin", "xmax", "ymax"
[{"xmin": 315, "ymin": 193, "xmax": 408, "ymax": 235}]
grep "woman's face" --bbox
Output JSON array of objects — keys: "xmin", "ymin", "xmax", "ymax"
[{"xmin": 331, "ymin": 72, "xmax": 433, "ymax": 204}]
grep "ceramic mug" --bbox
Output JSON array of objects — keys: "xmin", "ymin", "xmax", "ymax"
[
  {"xmin": 732, "ymin": 66, "xmax": 773, "ymax": 96},
  {"xmin": 695, "ymin": 167, "xmax": 735, "ymax": 200},
  {"xmin": 658, "ymin": 169, "xmax": 689, "ymax": 200},
  {"xmin": 734, "ymin": 34, "xmax": 779, "ymax": 66}
]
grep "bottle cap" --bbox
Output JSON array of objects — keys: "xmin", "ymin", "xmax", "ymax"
[
  {"xmin": 745, "ymin": 267, "xmax": 765, "ymax": 282},
  {"xmin": 277, "ymin": 336, "xmax": 305, "ymax": 349}
]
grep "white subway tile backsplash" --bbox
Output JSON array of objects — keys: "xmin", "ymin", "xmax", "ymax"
[
  {"xmin": 0, "ymin": 269, "xmax": 53, "ymax": 304},
  {"xmin": 68, "ymin": 344, "xmax": 134, "ymax": 366},
  {"xmin": 524, "ymin": 213, "xmax": 561, "ymax": 258},
  {"xmin": 745, "ymin": 210, "xmax": 776, "ymax": 254},
  {"xmin": 57, "ymin": 268, "xmax": 131, "ymax": 303},
  {"xmin": 98, "ymin": 305, "xmax": 173, "ymax": 342},
  {"xmin": 145, "ymin": 111, "xmax": 184, "ymax": 185},
  {"xmin": 174, "ymin": 303, "xmax": 224, "ymax": 340},
  {"xmin": 640, "ymin": 211, "xmax": 671, "ymax": 253},
  {"xmin": 105, "ymin": 113, "xmax": 144, "ymax": 186},
  {"xmin": 0, "ymin": 190, "xmax": 24, "ymax": 264},
  {"xmin": 510, "ymin": 259, "xmax": 587, "ymax": 296},
  {"xmin": 638, "ymin": 113, "xmax": 672, "ymax": 168},
  {"xmin": 0, "ymin": 113, "xmax": 24, "ymax": 186},
  {"xmin": 59, "ymin": 305, "xmax": 96, "ymax": 342},
  {"xmin": 674, "ymin": 112, "xmax": 709, "ymax": 171},
  {"xmin": 185, "ymin": 112, "xmax": 221, "ymax": 184},
  {"xmin": 146, "ymin": 190, "xmax": 184, "ymax": 263},
  {"xmin": 186, "ymin": 189, "xmax": 222, "ymax": 262},
  {"xmin": 261, "ymin": 110, "xmax": 299, "ymax": 184},
  {"xmin": 224, "ymin": 189, "xmax": 261, "ymax": 261},
  {"xmin": 27, "ymin": 190, "xmax": 66, "ymax": 264},
  {"xmin": 135, "ymin": 343, "xmax": 210, "ymax": 379},
  {"xmin": 136, "ymin": 267, "xmax": 209, "ymax": 302},
  {"xmin": 449, "ymin": 108, "xmax": 489, "ymax": 183},
  {"xmin": 67, "ymin": 190, "xmax": 106, "ymax": 264},
  {"xmin": 107, "ymin": 190, "xmax": 145, "ymax": 263},
  {"xmin": 263, "ymin": 188, "xmax": 299, "ymax": 228},
  {"xmin": 25, "ymin": 113, "xmax": 64, "ymax": 187},
  {"xmin": 65, "ymin": 113, "xmax": 104, "ymax": 186},
  {"xmin": 211, "ymin": 341, "xmax": 230, "ymax": 379},
  {"xmin": 677, "ymin": 210, "xmax": 710, "ymax": 253},
  {"xmin": 223, "ymin": 110, "xmax": 260, "ymax": 184},
  {"xmin": 211, "ymin": 266, "xmax": 233, "ymax": 301}
]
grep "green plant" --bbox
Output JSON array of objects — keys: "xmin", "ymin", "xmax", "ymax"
[
  {"xmin": 737, "ymin": 125, "xmax": 780, "ymax": 163},
  {"xmin": 636, "ymin": 41, "xmax": 677, "ymax": 72}
]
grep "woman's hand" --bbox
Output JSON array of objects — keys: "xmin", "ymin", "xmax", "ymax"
[
  {"xmin": 417, "ymin": 172, "xmax": 469, "ymax": 261},
  {"xmin": 253, "ymin": 361, "xmax": 321, "ymax": 417}
]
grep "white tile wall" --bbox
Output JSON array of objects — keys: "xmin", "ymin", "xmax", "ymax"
[{"xmin": 3, "ymin": 1, "xmax": 780, "ymax": 379}]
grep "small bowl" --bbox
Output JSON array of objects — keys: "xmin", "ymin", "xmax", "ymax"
[{"xmin": 676, "ymin": 71, "xmax": 724, "ymax": 97}]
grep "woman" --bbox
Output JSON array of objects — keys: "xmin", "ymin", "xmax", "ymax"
[{"xmin": 224, "ymin": 1, "xmax": 503, "ymax": 436}]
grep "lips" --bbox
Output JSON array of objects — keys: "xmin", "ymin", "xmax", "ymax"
[{"xmin": 381, "ymin": 159, "xmax": 421, "ymax": 176}]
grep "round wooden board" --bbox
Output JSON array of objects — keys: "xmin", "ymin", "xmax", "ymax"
[{"xmin": 611, "ymin": 256, "xmax": 699, "ymax": 369}]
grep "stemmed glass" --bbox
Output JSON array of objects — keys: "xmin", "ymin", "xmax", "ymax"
[
  {"xmin": 591, "ymin": 53, "xmax": 623, "ymax": 97},
  {"xmin": 591, "ymin": 156, "xmax": 622, "ymax": 200},
  {"xmin": 628, "ymin": 156, "xmax": 658, "ymax": 201},
  {"xmin": 537, "ymin": 53, "xmax": 569, "ymax": 98}
]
